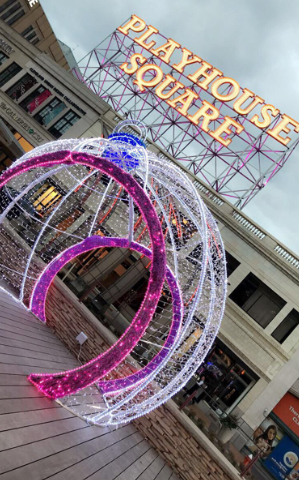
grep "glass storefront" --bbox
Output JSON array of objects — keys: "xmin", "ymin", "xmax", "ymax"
[
  {"xmin": 244, "ymin": 394, "xmax": 299, "ymax": 480},
  {"xmin": 176, "ymin": 338, "xmax": 257, "ymax": 416}
]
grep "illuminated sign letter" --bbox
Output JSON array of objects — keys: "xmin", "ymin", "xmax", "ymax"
[
  {"xmin": 187, "ymin": 100, "xmax": 220, "ymax": 131},
  {"xmin": 118, "ymin": 15, "xmax": 146, "ymax": 35},
  {"xmin": 188, "ymin": 61, "xmax": 223, "ymax": 90},
  {"xmin": 211, "ymin": 77, "xmax": 240, "ymax": 102},
  {"xmin": 117, "ymin": 14, "xmax": 299, "ymax": 148},
  {"xmin": 267, "ymin": 115, "xmax": 299, "ymax": 146},
  {"xmin": 233, "ymin": 88, "xmax": 264, "ymax": 116},
  {"xmin": 134, "ymin": 64, "xmax": 164, "ymax": 92},
  {"xmin": 135, "ymin": 25, "xmax": 158, "ymax": 50},
  {"xmin": 120, "ymin": 53, "xmax": 147, "ymax": 75},
  {"xmin": 210, "ymin": 116, "xmax": 244, "ymax": 147},
  {"xmin": 250, "ymin": 104, "xmax": 280, "ymax": 129},
  {"xmin": 151, "ymin": 39, "xmax": 181, "ymax": 64},
  {"xmin": 172, "ymin": 48, "xmax": 202, "ymax": 74},
  {"xmin": 155, "ymin": 74, "xmax": 184, "ymax": 100},
  {"xmin": 167, "ymin": 89, "xmax": 199, "ymax": 116}
]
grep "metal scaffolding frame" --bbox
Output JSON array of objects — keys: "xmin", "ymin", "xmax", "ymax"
[{"xmin": 71, "ymin": 27, "xmax": 299, "ymax": 209}]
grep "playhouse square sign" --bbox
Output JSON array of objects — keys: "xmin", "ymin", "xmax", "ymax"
[{"xmin": 118, "ymin": 15, "xmax": 299, "ymax": 148}]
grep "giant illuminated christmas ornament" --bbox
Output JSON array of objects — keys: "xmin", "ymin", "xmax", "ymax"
[{"xmin": 0, "ymin": 120, "xmax": 226, "ymax": 425}]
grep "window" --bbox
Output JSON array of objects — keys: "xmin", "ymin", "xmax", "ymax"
[
  {"xmin": 0, "ymin": 1, "xmax": 24, "ymax": 25},
  {"xmin": 1, "ymin": 0, "xmax": 20, "ymax": 19},
  {"xmin": 0, "ymin": 0, "xmax": 17, "ymax": 13},
  {"xmin": 19, "ymin": 86, "xmax": 51, "ymax": 113},
  {"xmin": 229, "ymin": 273, "xmax": 286, "ymax": 328},
  {"xmin": 272, "ymin": 309, "xmax": 299, "ymax": 344},
  {"xmin": 48, "ymin": 110, "xmax": 80, "ymax": 138},
  {"xmin": 28, "ymin": 180, "xmax": 64, "ymax": 215},
  {"xmin": 14, "ymin": 132, "xmax": 33, "ymax": 153},
  {"xmin": 186, "ymin": 244, "xmax": 202, "ymax": 266},
  {"xmin": 21, "ymin": 25, "xmax": 39, "ymax": 45},
  {"xmin": 116, "ymin": 275, "xmax": 149, "ymax": 313},
  {"xmin": 6, "ymin": 73, "xmax": 36, "ymax": 100},
  {"xmin": 0, "ymin": 146, "xmax": 13, "ymax": 172},
  {"xmin": 201, "ymin": 340, "xmax": 257, "ymax": 410},
  {"xmin": 0, "ymin": 62, "xmax": 21, "ymax": 88},
  {"xmin": 21, "ymin": 26, "xmax": 34, "ymax": 37},
  {"xmin": 0, "ymin": 52, "xmax": 8, "ymax": 67},
  {"xmin": 226, "ymin": 251, "xmax": 240, "ymax": 277},
  {"xmin": 6, "ymin": 7, "xmax": 24, "ymax": 25},
  {"xmin": 166, "ymin": 210, "xmax": 197, "ymax": 247},
  {"xmin": 34, "ymin": 98, "xmax": 66, "ymax": 127}
]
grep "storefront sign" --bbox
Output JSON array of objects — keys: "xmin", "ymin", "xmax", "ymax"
[
  {"xmin": 0, "ymin": 100, "xmax": 44, "ymax": 144},
  {"xmin": 273, "ymin": 393, "xmax": 299, "ymax": 437},
  {"xmin": 0, "ymin": 38, "xmax": 14, "ymax": 55},
  {"xmin": 118, "ymin": 15, "xmax": 299, "ymax": 147},
  {"xmin": 29, "ymin": 68, "xmax": 86, "ymax": 116},
  {"xmin": 264, "ymin": 435, "xmax": 299, "ymax": 480}
]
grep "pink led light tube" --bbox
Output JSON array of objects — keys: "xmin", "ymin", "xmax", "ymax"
[{"xmin": 0, "ymin": 151, "xmax": 166, "ymax": 398}]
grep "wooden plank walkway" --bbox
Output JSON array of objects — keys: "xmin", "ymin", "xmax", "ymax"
[{"xmin": 0, "ymin": 288, "xmax": 180, "ymax": 480}]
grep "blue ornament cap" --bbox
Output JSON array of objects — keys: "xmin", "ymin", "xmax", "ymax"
[{"xmin": 103, "ymin": 132, "xmax": 146, "ymax": 171}]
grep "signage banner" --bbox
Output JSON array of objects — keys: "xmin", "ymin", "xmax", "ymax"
[
  {"xmin": 264, "ymin": 436, "xmax": 299, "ymax": 480},
  {"xmin": 273, "ymin": 393, "xmax": 299, "ymax": 437},
  {"xmin": 117, "ymin": 15, "xmax": 299, "ymax": 148}
]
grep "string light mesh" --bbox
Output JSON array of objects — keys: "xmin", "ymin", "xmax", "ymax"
[{"xmin": 0, "ymin": 120, "xmax": 227, "ymax": 426}]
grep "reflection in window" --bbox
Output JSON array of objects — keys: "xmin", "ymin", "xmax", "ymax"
[
  {"xmin": 0, "ymin": 52, "xmax": 8, "ymax": 67},
  {"xmin": 229, "ymin": 273, "xmax": 286, "ymax": 328},
  {"xmin": 34, "ymin": 98, "xmax": 66, "ymax": 126},
  {"xmin": 19, "ymin": 86, "xmax": 52, "ymax": 113},
  {"xmin": 48, "ymin": 110, "xmax": 80, "ymax": 138},
  {"xmin": 0, "ymin": 62, "xmax": 22, "ymax": 88},
  {"xmin": 6, "ymin": 73, "xmax": 37, "ymax": 101},
  {"xmin": 272, "ymin": 309, "xmax": 299, "ymax": 344},
  {"xmin": 202, "ymin": 340, "xmax": 257, "ymax": 410}
]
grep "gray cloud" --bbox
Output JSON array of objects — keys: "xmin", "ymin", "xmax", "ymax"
[{"xmin": 40, "ymin": 0, "xmax": 299, "ymax": 254}]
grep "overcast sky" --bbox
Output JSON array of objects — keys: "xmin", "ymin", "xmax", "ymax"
[{"xmin": 40, "ymin": 0, "xmax": 299, "ymax": 255}]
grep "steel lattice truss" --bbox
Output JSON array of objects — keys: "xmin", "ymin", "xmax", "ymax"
[{"xmin": 71, "ymin": 27, "xmax": 299, "ymax": 208}]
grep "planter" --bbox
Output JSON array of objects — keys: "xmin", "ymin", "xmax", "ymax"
[{"xmin": 217, "ymin": 426, "xmax": 236, "ymax": 444}]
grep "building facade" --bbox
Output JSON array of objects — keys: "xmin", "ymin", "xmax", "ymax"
[
  {"xmin": 0, "ymin": 14, "xmax": 299, "ymax": 479},
  {"xmin": 0, "ymin": 0, "xmax": 70, "ymax": 68}
]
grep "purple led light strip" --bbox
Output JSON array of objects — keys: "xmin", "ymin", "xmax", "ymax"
[
  {"xmin": 29, "ymin": 236, "xmax": 182, "ymax": 395},
  {"xmin": 0, "ymin": 150, "xmax": 167, "ymax": 398}
]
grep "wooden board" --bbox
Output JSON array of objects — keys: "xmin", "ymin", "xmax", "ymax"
[{"xmin": 0, "ymin": 289, "xmax": 180, "ymax": 479}]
